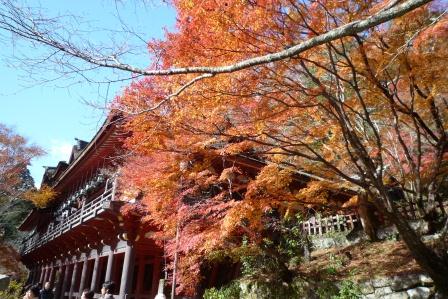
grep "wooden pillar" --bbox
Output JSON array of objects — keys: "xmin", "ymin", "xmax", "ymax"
[
  {"xmin": 39, "ymin": 264, "xmax": 46, "ymax": 283},
  {"xmin": 60, "ymin": 263, "xmax": 71, "ymax": 299},
  {"xmin": 43, "ymin": 265, "xmax": 49, "ymax": 284},
  {"xmin": 104, "ymin": 249, "xmax": 115, "ymax": 282},
  {"xmin": 36, "ymin": 266, "xmax": 41, "ymax": 284},
  {"xmin": 26, "ymin": 267, "xmax": 30, "ymax": 285},
  {"xmin": 40, "ymin": 265, "xmax": 45, "ymax": 284},
  {"xmin": 54, "ymin": 266, "xmax": 65, "ymax": 299},
  {"xmin": 135, "ymin": 255, "xmax": 145, "ymax": 295},
  {"xmin": 119, "ymin": 243, "xmax": 136, "ymax": 298},
  {"xmin": 36, "ymin": 266, "xmax": 42, "ymax": 283},
  {"xmin": 68, "ymin": 261, "xmax": 79, "ymax": 299},
  {"xmin": 151, "ymin": 257, "xmax": 162, "ymax": 297},
  {"xmin": 49, "ymin": 264, "xmax": 56, "ymax": 286},
  {"xmin": 27, "ymin": 267, "xmax": 33, "ymax": 285},
  {"xmin": 42, "ymin": 263, "xmax": 53, "ymax": 287},
  {"xmin": 26, "ymin": 267, "xmax": 33, "ymax": 285},
  {"xmin": 43, "ymin": 263, "xmax": 51, "ymax": 283},
  {"xmin": 32, "ymin": 266, "xmax": 39, "ymax": 284},
  {"xmin": 78, "ymin": 258, "xmax": 89, "ymax": 298},
  {"xmin": 90, "ymin": 254, "xmax": 100, "ymax": 291}
]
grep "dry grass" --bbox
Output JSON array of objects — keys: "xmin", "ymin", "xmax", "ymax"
[{"xmin": 299, "ymin": 240, "xmax": 422, "ymax": 281}]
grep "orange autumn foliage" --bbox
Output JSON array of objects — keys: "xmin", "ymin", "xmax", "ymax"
[
  {"xmin": 113, "ymin": 0, "xmax": 448, "ymax": 295},
  {"xmin": 23, "ymin": 185, "xmax": 57, "ymax": 209},
  {"xmin": 0, "ymin": 124, "xmax": 43, "ymax": 195}
]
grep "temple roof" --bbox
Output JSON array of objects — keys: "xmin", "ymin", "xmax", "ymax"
[
  {"xmin": 69, "ymin": 139, "xmax": 89, "ymax": 164},
  {"xmin": 39, "ymin": 114, "xmax": 123, "ymax": 189},
  {"xmin": 19, "ymin": 114, "xmax": 124, "ymax": 231}
]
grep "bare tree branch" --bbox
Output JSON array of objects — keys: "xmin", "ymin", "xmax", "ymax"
[{"xmin": 0, "ymin": 0, "xmax": 432, "ymax": 77}]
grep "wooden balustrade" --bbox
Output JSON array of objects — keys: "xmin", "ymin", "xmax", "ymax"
[
  {"xmin": 301, "ymin": 201, "xmax": 448, "ymax": 237},
  {"xmin": 301, "ymin": 213, "xmax": 359, "ymax": 236},
  {"xmin": 21, "ymin": 183, "xmax": 116, "ymax": 254},
  {"xmin": 396, "ymin": 200, "xmax": 447, "ymax": 220},
  {"xmin": 21, "ymin": 185, "xmax": 447, "ymax": 253}
]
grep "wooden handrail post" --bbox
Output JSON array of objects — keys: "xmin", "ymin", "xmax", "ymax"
[
  {"xmin": 111, "ymin": 176, "xmax": 118, "ymax": 202},
  {"xmin": 80, "ymin": 199, "xmax": 86, "ymax": 224}
]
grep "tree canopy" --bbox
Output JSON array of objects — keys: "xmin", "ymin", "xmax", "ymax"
[
  {"xmin": 112, "ymin": 0, "xmax": 448, "ymax": 294},
  {"xmin": 0, "ymin": 124, "xmax": 42, "ymax": 196},
  {"xmin": 0, "ymin": 0, "xmax": 447, "ymax": 296}
]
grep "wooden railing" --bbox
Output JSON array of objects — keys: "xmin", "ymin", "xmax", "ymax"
[
  {"xmin": 301, "ymin": 213, "xmax": 359, "ymax": 236},
  {"xmin": 396, "ymin": 200, "xmax": 447, "ymax": 220},
  {"xmin": 64, "ymin": 292, "xmax": 153, "ymax": 299},
  {"xmin": 21, "ymin": 181, "xmax": 117, "ymax": 255},
  {"xmin": 301, "ymin": 200, "xmax": 448, "ymax": 236}
]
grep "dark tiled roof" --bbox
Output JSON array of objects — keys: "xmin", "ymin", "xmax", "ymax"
[
  {"xmin": 41, "ymin": 138, "xmax": 88, "ymax": 186},
  {"xmin": 69, "ymin": 138, "xmax": 88, "ymax": 163}
]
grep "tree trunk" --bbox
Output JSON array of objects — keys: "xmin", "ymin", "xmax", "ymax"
[
  {"xmin": 358, "ymin": 193, "xmax": 378, "ymax": 241},
  {"xmin": 379, "ymin": 201, "xmax": 448, "ymax": 295}
]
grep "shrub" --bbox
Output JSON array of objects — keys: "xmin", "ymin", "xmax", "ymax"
[
  {"xmin": 316, "ymin": 279, "xmax": 361, "ymax": 299},
  {"xmin": 0, "ymin": 280, "xmax": 24, "ymax": 299},
  {"xmin": 333, "ymin": 280, "xmax": 362, "ymax": 299},
  {"xmin": 203, "ymin": 282, "xmax": 240, "ymax": 299}
]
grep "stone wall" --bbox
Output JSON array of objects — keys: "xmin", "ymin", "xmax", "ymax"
[
  {"xmin": 0, "ymin": 274, "xmax": 10, "ymax": 291},
  {"xmin": 310, "ymin": 220, "xmax": 431, "ymax": 251},
  {"xmin": 208, "ymin": 273, "xmax": 447, "ymax": 299},
  {"xmin": 359, "ymin": 273, "xmax": 446, "ymax": 299}
]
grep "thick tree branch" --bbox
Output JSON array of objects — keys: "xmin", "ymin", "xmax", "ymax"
[{"xmin": 0, "ymin": 0, "xmax": 432, "ymax": 77}]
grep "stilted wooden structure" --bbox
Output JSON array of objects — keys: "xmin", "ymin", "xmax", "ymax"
[{"xmin": 19, "ymin": 117, "xmax": 163, "ymax": 299}]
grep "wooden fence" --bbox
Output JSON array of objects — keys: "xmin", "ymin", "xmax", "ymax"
[
  {"xmin": 301, "ymin": 200, "xmax": 448, "ymax": 236},
  {"xmin": 396, "ymin": 200, "xmax": 447, "ymax": 220},
  {"xmin": 301, "ymin": 213, "xmax": 359, "ymax": 236}
]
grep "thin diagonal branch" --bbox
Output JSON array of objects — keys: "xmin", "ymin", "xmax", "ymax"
[{"xmin": 0, "ymin": 0, "xmax": 432, "ymax": 77}]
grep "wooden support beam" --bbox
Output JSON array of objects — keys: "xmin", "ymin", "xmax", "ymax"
[
  {"xmin": 68, "ymin": 261, "xmax": 79, "ymax": 299},
  {"xmin": 119, "ymin": 242, "xmax": 135, "ymax": 298},
  {"xmin": 26, "ymin": 270, "xmax": 31, "ymax": 285},
  {"xmin": 45, "ymin": 263, "xmax": 53, "ymax": 283},
  {"xmin": 26, "ymin": 266, "xmax": 33, "ymax": 285},
  {"xmin": 34, "ymin": 266, "xmax": 40, "ymax": 284},
  {"xmin": 135, "ymin": 255, "xmax": 145, "ymax": 295},
  {"xmin": 151, "ymin": 257, "xmax": 162, "ymax": 298},
  {"xmin": 90, "ymin": 253, "xmax": 100, "ymax": 291},
  {"xmin": 39, "ymin": 264, "xmax": 46, "ymax": 284},
  {"xmin": 48, "ymin": 264, "xmax": 56, "ymax": 286},
  {"xmin": 54, "ymin": 266, "xmax": 65, "ymax": 299},
  {"xmin": 60, "ymin": 262, "xmax": 71, "ymax": 299},
  {"xmin": 31, "ymin": 265, "xmax": 38, "ymax": 285},
  {"xmin": 78, "ymin": 258, "xmax": 89, "ymax": 299},
  {"xmin": 104, "ymin": 248, "xmax": 115, "ymax": 282},
  {"xmin": 36, "ymin": 266, "xmax": 42, "ymax": 284}
]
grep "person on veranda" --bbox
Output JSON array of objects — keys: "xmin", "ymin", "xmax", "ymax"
[
  {"xmin": 101, "ymin": 281, "xmax": 115, "ymax": 299},
  {"xmin": 81, "ymin": 289, "xmax": 95, "ymax": 299},
  {"xmin": 23, "ymin": 285, "xmax": 40, "ymax": 299},
  {"xmin": 39, "ymin": 282, "xmax": 54, "ymax": 299}
]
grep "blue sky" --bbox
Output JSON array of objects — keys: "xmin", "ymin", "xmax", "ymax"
[{"xmin": 0, "ymin": 0, "xmax": 176, "ymax": 186}]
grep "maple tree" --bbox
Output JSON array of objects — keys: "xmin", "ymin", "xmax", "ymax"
[
  {"xmin": 0, "ymin": 0, "xmax": 446, "ymax": 296},
  {"xmin": 0, "ymin": 124, "xmax": 42, "ymax": 196},
  {"xmin": 113, "ymin": 0, "xmax": 448, "ymax": 295},
  {"xmin": 0, "ymin": 124, "xmax": 56, "ymax": 209},
  {"xmin": 22, "ymin": 184, "xmax": 58, "ymax": 208}
]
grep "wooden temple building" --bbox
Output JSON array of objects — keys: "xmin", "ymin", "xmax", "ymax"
[
  {"xmin": 19, "ymin": 117, "xmax": 164, "ymax": 299},
  {"xmin": 17, "ymin": 116, "xmax": 376, "ymax": 299}
]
